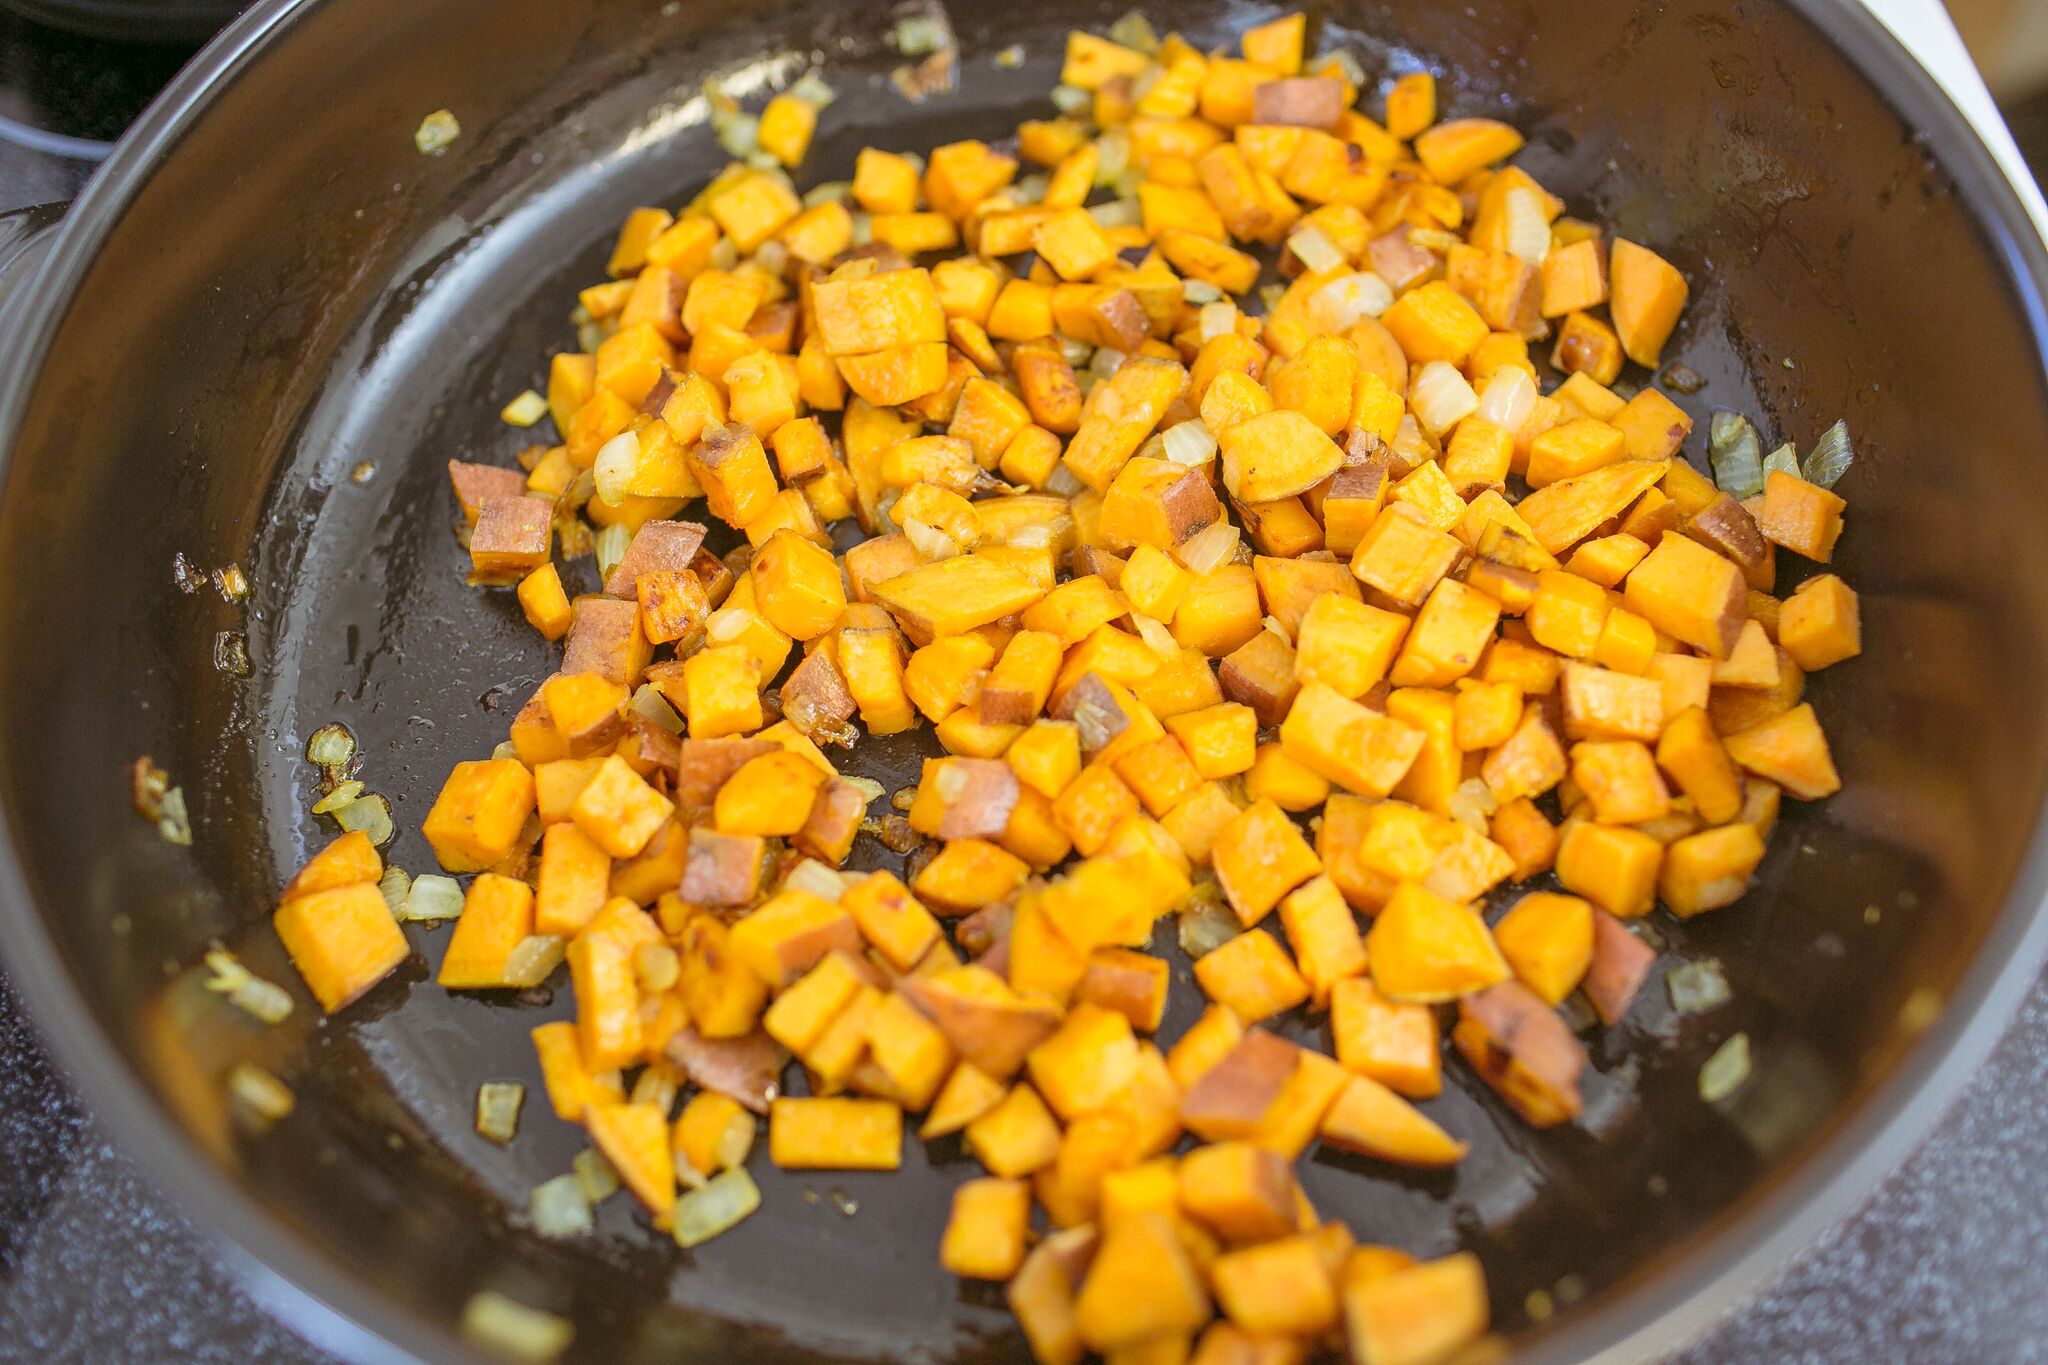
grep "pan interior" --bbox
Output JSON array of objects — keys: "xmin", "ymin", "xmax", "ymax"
[{"xmin": 2, "ymin": 0, "xmax": 2047, "ymax": 1360}]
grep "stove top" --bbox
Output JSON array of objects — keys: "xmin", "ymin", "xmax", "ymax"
[{"xmin": 0, "ymin": 9, "xmax": 2045, "ymax": 1363}]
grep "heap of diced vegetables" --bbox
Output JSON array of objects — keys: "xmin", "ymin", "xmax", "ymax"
[{"xmin": 267, "ymin": 11, "xmax": 1863, "ymax": 1363}]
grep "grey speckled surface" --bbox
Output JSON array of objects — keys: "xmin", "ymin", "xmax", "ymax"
[{"xmin": 1, "ymin": 961, "xmax": 2045, "ymax": 1362}]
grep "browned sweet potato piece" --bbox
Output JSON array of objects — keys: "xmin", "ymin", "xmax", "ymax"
[
  {"xmin": 1252, "ymin": 77, "xmax": 1346, "ymax": 129},
  {"xmin": 934, "ymin": 758, "xmax": 1023, "ymax": 841},
  {"xmin": 1367, "ymin": 229, "xmax": 1438, "ymax": 293},
  {"xmin": 1219, "ymin": 629, "xmax": 1300, "ymax": 728},
  {"xmin": 955, "ymin": 899, "xmax": 1017, "ymax": 962},
  {"xmin": 619, "ymin": 713, "xmax": 681, "ymax": 776},
  {"xmin": 1684, "ymin": 494, "xmax": 1766, "ymax": 570},
  {"xmin": 898, "ymin": 964, "xmax": 1062, "ymax": 1079},
  {"xmin": 681, "ymin": 827, "xmax": 767, "ymax": 905},
  {"xmin": 604, "ymin": 518, "xmax": 709, "ymax": 598},
  {"xmin": 794, "ymin": 778, "xmax": 869, "ymax": 866},
  {"xmin": 448, "ymin": 460, "xmax": 527, "ymax": 524},
  {"xmin": 1161, "ymin": 465, "xmax": 1226, "ymax": 543},
  {"xmin": 469, "ymin": 496, "xmax": 554, "ymax": 583},
  {"xmin": 561, "ymin": 597, "xmax": 648, "ymax": 684},
  {"xmin": 1180, "ymin": 1028, "xmax": 1299, "ymax": 1140},
  {"xmin": 1053, "ymin": 672, "xmax": 1134, "ymax": 757},
  {"xmin": 1583, "ymin": 910, "xmax": 1656, "ymax": 1026},
  {"xmin": 781, "ymin": 649, "xmax": 858, "ymax": 740},
  {"xmin": 673, "ymin": 737, "xmax": 780, "ymax": 808},
  {"xmin": 1452, "ymin": 981, "xmax": 1586, "ymax": 1127},
  {"xmin": 690, "ymin": 544, "xmax": 737, "ymax": 606},
  {"xmin": 666, "ymin": 1026, "xmax": 785, "ymax": 1112}
]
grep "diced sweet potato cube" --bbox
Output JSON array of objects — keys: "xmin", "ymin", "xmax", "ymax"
[
  {"xmin": 1063, "ymin": 357, "xmax": 1190, "ymax": 493},
  {"xmin": 1342, "ymin": 1253, "xmax": 1490, "ymax": 1365},
  {"xmin": 563, "ymin": 596, "xmax": 653, "ymax": 686},
  {"xmin": 1350, "ymin": 504, "xmax": 1464, "ymax": 608},
  {"xmin": 1608, "ymin": 237, "xmax": 1688, "ymax": 367},
  {"xmin": 1569, "ymin": 739, "xmax": 1671, "ymax": 825},
  {"xmin": 603, "ymin": 518, "xmax": 708, "ymax": 599},
  {"xmin": 1388, "ymin": 579, "xmax": 1500, "ymax": 688},
  {"xmin": 1176, "ymin": 1140, "xmax": 1297, "ymax": 1241},
  {"xmin": 1213, "ymin": 799, "xmax": 1322, "ymax": 926},
  {"xmin": 423, "ymin": 759, "xmax": 536, "ymax": 873},
  {"xmin": 1490, "ymin": 891, "xmax": 1594, "ymax": 1006},
  {"xmin": 728, "ymin": 889, "xmax": 860, "ymax": 989},
  {"xmin": 1366, "ymin": 882, "xmax": 1508, "ymax": 1002},
  {"xmin": 1074, "ymin": 1211, "xmax": 1211, "ymax": 1352},
  {"xmin": 1278, "ymin": 682, "xmax": 1426, "ymax": 798},
  {"xmin": 1320, "ymin": 1074, "xmax": 1467, "ymax": 1167},
  {"xmin": 533, "ymin": 821, "xmax": 611, "ymax": 936},
  {"xmin": 586, "ymin": 1101, "xmax": 676, "ymax": 1216},
  {"xmin": 1331, "ymin": 977, "xmax": 1440, "ymax": 1098},
  {"xmin": 872, "ymin": 554, "xmax": 1046, "ymax": 641},
  {"xmin": 531, "ymin": 1020, "xmax": 622, "ymax": 1121},
  {"xmin": 1659, "ymin": 822, "xmax": 1767, "ymax": 917},
  {"xmin": 1076, "ymin": 947, "xmax": 1171, "ymax": 1033},
  {"xmin": 1180, "ymin": 1028, "xmax": 1298, "ymax": 1141},
  {"xmin": 273, "ymin": 882, "xmax": 408, "ymax": 1013},
  {"xmin": 278, "ymin": 830, "xmax": 381, "ymax": 903},
  {"xmin": 1453, "ymin": 981, "xmax": 1585, "ymax": 1126},
  {"xmin": 900, "ymin": 964, "xmax": 1063, "ymax": 1079},
  {"xmin": 768, "ymin": 1096, "xmax": 902, "ymax": 1170},
  {"xmin": 1276, "ymin": 875, "xmax": 1367, "ymax": 1005},
  {"xmin": 677, "ymin": 826, "xmax": 765, "ymax": 907},
  {"xmin": 469, "ymin": 496, "xmax": 553, "ymax": 583},
  {"xmin": 1212, "ymin": 1234, "xmax": 1340, "ymax": 1337},
  {"xmin": 1559, "ymin": 660, "xmax": 1664, "ymax": 742},
  {"xmin": 569, "ymin": 754, "xmax": 672, "ymax": 858},
  {"xmin": 1219, "ymin": 629, "xmax": 1300, "ymax": 728},
  {"xmin": 1515, "ymin": 458, "xmax": 1670, "ymax": 556},
  {"xmin": 1722, "ymin": 701, "xmax": 1840, "ymax": 799},
  {"xmin": 967, "ymin": 1082, "xmax": 1064, "ymax": 1177},
  {"xmin": 1777, "ymin": 573, "xmax": 1860, "ymax": 670},
  {"xmin": 1219, "ymin": 409, "xmax": 1345, "ymax": 504},
  {"xmin": 1655, "ymin": 705, "xmax": 1744, "ymax": 823},
  {"xmin": 1293, "ymin": 595, "xmax": 1408, "ymax": 698},
  {"xmin": 1555, "ymin": 819, "xmax": 1663, "ymax": 917},
  {"xmin": 1584, "ymin": 911, "xmax": 1656, "ymax": 1026},
  {"xmin": 1194, "ymin": 928, "xmax": 1310, "ymax": 1022},
  {"xmin": 942, "ymin": 1177, "xmax": 1033, "ymax": 1280},
  {"xmin": 1753, "ymin": 469, "xmax": 1846, "ymax": 563}
]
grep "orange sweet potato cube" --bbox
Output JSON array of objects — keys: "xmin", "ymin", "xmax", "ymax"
[
  {"xmin": 728, "ymin": 888, "xmax": 860, "ymax": 988},
  {"xmin": 1276, "ymin": 874, "xmax": 1367, "ymax": 1005},
  {"xmin": 1569, "ymin": 739, "xmax": 1671, "ymax": 824},
  {"xmin": 1554, "ymin": 819, "xmax": 1663, "ymax": 917},
  {"xmin": 273, "ymin": 883, "xmax": 408, "ymax": 1013},
  {"xmin": 1194, "ymin": 928, "xmax": 1310, "ymax": 1023},
  {"xmin": 1777, "ymin": 573, "xmax": 1861, "ymax": 670},
  {"xmin": 1350, "ymin": 504, "xmax": 1464, "ymax": 608},
  {"xmin": 1490, "ymin": 891, "xmax": 1594, "ymax": 1005},
  {"xmin": 941, "ymin": 1177, "xmax": 1033, "ymax": 1280},
  {"xmin": 422, "ymin": 759, "xmax": 536, "ymax": 873},
  {"xmin": 1722, "ymin": 701, "xmax": 1841, "ymax": 800},
  {"xmin": 768, "ymin": 1096, "xmax": 903, "ymax": 1170},
  {"xmin": 1278, "ymin": 682, "xmax": 1427, "ymax": 798},
  {"xmin": 1342, "ymin": 1253, "xmax": 1490, "ymax": 1365},
  {"xmin": 1212, "ymin": 1234, "xmax": 1340, "ymax": 1337},
  {"xmin": 1075, "ymin": 1212, "xmax": 1212, "ymax": 1352},
  {"xmin": 1213, "ymin": 798, "xmax": 1322, "ymax": 926},
  {"xmin": 1330, "ymin": 977, "xmax": 1441, "ymax": 1098},
  {"xmin": 1659, "ymin": 822, "xmax": 1767, "ymax": 916},
  {"xmin": 1388, "ymin": 579, "xmax": 1500, "ymax": 688}
]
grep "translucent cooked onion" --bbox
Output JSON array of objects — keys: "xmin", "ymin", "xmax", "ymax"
[
  {"xmin": 1011, "ymin": 173, "xmax": 1049, "ymax": 206},
  {"xmin": 1199, "ymin": 300, "xmax": 1238, "ymax": 342},
  {"xmin": 1049, "ymin": 83, "xmax": 1090, "ymax": 114},
  {"xmin": 306, "ymin": 722, "xmax": 356, "ymax": 767},
  {"xmin": 1698, "ymin": 1032, "xmax": 1752, "ymax": 1102},
  {"xmin": 1305, "ymin": 272, "xmax": 1393, "ymax": 331},
  {"xmin": 1324, "ymin": 48, "xmax": 1368, "ymax": 86},
  {"xmin": 1107, "ymin": 10, "xmax": 1160, "ymax": 52},
  {"xmin": 1182, "ymin": 279, "xmax": 1223, "ymax": 306},
  {"xmin": 334, "ymin": 792, "xmax": 393, "ymax": 846},
  {"xmin": 574, "ymin": 1148, "xmax": 620, "ymax": 1203},
  {"xmin": 786, "ymin": 70, "xmax": 837, "ymax": 108},
  {"xmin": 592, "ymin": 430, "xmax": 640, "ymax": 506},
  {"xmin": 903, "ymin": 518, "xmax": 962, "ymax": 561},
  {"xmin": 1094, "ymin": 128, "xmax": 1130, "ymax": 186},
  {"xmin": 594, "ymin": 522, "xmax": 632, "ymax": 583},
  {"xmin": 1089, "ymin": 347, "xmax": 1127, "ymax": 379},
  {"xmin": 499, "ymin": 390, "xmax": 549, "ymax": 427},
  {"xmin": 802, "ymin": 180, "xmax": 852, "ymax": 208},
  {"xmin": 1708, "ymin": 410, "xmax": 1764, "ymax": 498},
  {"xmin": 1175, "ymin": 521, "xmax": 1239, "ymax": 575},
  {"xmin": 1448, "ymin": 778, "xmax": 1497, "ymax": 833},
  {"xmin": 1161, "ymin": 419, "xmax": 1217, "ymax": 468},
  {"xmin": 634, "ymin": 942, "xmax": 682, "ymax": 994},
  {"xmin": 630, "ymin": 1066, "xmax": 677, "ymax": 1112},
  {"xmin": 1391, "ymin": 412, "xmax": 1438, "ymax": 466},
  {"xmin": 1762, "ymin": 442, "xmax": 1800, "ymax": 479},
  {"xmin": 1131, "ymin": 612, "xmax": 1179, "ymax": 659},
  {"xmin": 378, "ymin": 866, "xmax": 412, "ymax": 917},
  {"xmin": 630, "ymin": 684, "xmax": 683, "ymax": 734},
  {"xmin": 712, "ymin": 1111, "xmax": 756, "ymax": 1172},
  {"xmin": 1058, "ymin": 336, "xmax": 1094, "ymax": 367},
  {"xmin": 476, "ymin": 1081, "xmax": 525, "ymax": 1144},
  {"xmin": 203, "ymin": 946, "xmax": 294, "ymax": 1024},
  {"xmin": 401, "ymin": 873, "xmax": 465, "ymax": 922},
  {"xmin": 1474, "ymin": 366, "xmax": 1537, "ymax": 434},
  {"xmin": 228, "ymin": 1062, "xmax": 295, "ymax": 1126},
  {"xmin": 786, "ymin": 859, "xmax": 849, "ymax": 901},
  {"xmin": 491, "ymin": 740, "xmax": 522, "ymax": 762},
  {"xmin": 414, "ymin": 109, "xmax": 460, "ymax": 156},
  {"xmin": 502, "ymin": 936, "xmax": 566, "ymax": 987},
  {"xmin": 1409, "ymin": 360, "xmax": 1479, "ymax": 436},
  {"xmin": 461, "ymin": 1291, "xmax": 573, "ymax": 1364},
  {"xmin": 529, "ymin": 1175, "xmax": 594, "ymax": 1239},
  {"xmin": 1089, "ymin": 198, "xmax": 1141, "ymax": 229},
  {"xmin": 1668, "ymin": 959, "xmax": 1732, "ymax": 1014},
  {"xmin": 311, "ymin": 780, "xmax": 363, "ymax": 815},
  {"xmin": 672, "ymin": 1167, "xmax": 763, "ymax": 1248},
  {"xmin": 1802, "ymin": 418, "xmax": 1853, "ymax": 488},
  {"xmin": 1503, "ymin": 187, "xmax": 1551, "ymax": 264},
  {"xmin": 844, "ymin": 775, "xmax": 886, "ymax": 806},
  {"xmin": 1287, "ymin": 224, "xmax": 1346, "ymax": 275},
  {"xmin": 1177, "ymin": 884, "xmax": 1239, "ymax": 958}
]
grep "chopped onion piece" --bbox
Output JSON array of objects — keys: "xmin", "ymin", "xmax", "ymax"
[
  {"xmin": 631, "ymin": 1066, "xmax": 677, "ymax": 1112},
  {"xmin": 1709, "ymin": 410, "xmax": 1765, "ymax": 498},
  {"xmin": 414, "ymin": 109, "xmax": 460, "ymax": 156},
  {"xmin": 1199, "ymin": 300, "xmax": 1238, "ymax": 342},
  {"xmin": 311, "ymin": 780, "xmax": 363, "ymax": 815},
  {"xmin": 1474, "ymin": 365, "xmax": 1538, "ymax": 433},
  {"xmin": 1668, "ymin": 959, "xmax": 1732, "ymax": 1014},
  {"xmin": 594, "ymin": 522, "xmax": 631, "ymax": 583},
  {"xmin": 379, "ymin": 866, "xmax": 412, "ymax": 917},
  {"xmin": 635, "ymin": 943, "xmax": 682, "ymax": 993},
  {"xmin": 1503, "ymin": 187, "xmax": 1552, "ymax": 265},
  {"xmin": 592, "ymin": 430, "xmax": 640, "ymax": 506},
  {"xmin": 1089, "ymin": 198, "xmax": 1141, "ymax": 229},
  {"xmin": 1174, "ymin": 520, "xmax": 1239, "ymax": 575},
  {"xmin": 1257, "ymin": 282, "xmax": 1286, "ymax": 314},
  {"xmin": 715, "ymin": 111, "xmax": 760, "ymax": 159},
  {"xmin": 1306, "ymin": 272, "xmax": 1393, "ymax": 331},
  {"xmin": 502, "ymin": 936, "xmax": 566, "ymax": 987},
  {"xmin": 786, "ymin": 70, "xmax": 837, "ymax": 108},
  {"xmin": 574, "ymin": 1147, "xmax": 620, "ymax": 1203},
  {"xmin": 673, "ymin": 1167, "xmax": 763, "ymax": 1248},
  {"xmin": 1011, "ymin": 173, "xmax": 1049, "ymax": 206},
  {"xmin": 212, "ymin": 563, "xmax": 250, "ymax": 603},
  {"xmin": 848, "ymin": 210, "xmax": 874, "ymax": 247},
  {"xmin": 1057, "ymin": 337, "xmax": 1094, "ymax": 369},
  {"xmin": 1049, "ymin": 82, "xmax": 1090, "ymax": 114},
  {"xmin": 1409, "ymin": 359, "xmax": 1479, "ymax": 436},
  {"xmin": 529, "ymin": 1175, "xmax": 594, "ymax": 1239},
  {"xmin": 1762, "ymin": 442, "xmax": 1801, "ymax": 479},
  {"xmin": 228, "ymin": 1062, "xmax": 295, "ymax": 1127},
  {"xmin": 1107, "ymin": 10, "xmax": 1160, "ymax": 52},
  {"xmin": 1182, "ymin": 279, "xmax": 1223, "ymax": 306},
  {"xmin": 333, "ymin": 792, "xmax": 392, "ymax": 846},
  {"xmin": 1044, "ymin": 463, "xmax": 1083, "ymax": 497},
  {"xmin": 1391, "ymin": 412, "xmax": 1438, "ymax": 465},
  {"xmin": 1131, "ymin": 612, "xmax": 1179, "ymax": 659},
  {"xmin": 1094, "ymin": 128, "xmax": 1130, "ymax": 186},
  {"xmin": 203, "ymin": 946, "xmax": 295, "ymax": 1024},
  {"xmin": 993, "ymin": 43, "xmax": 1025, "ymax": 68},
  {"xmin": 491, "ymin": 740, "xmax": 521, "ymax": 762},
  {"xmin": 401, "ymin": 873, "xmax": 466, "ymax": 922},
  {"xmin": 630, "ymin": 684, "xmax": 683, "ymax": 734},
  {"xmin": 1802, "ymin": 418, "xmax": 1853, "ymax": 488},
  {"xmin": 306, "ymin": 722, "xmax": 356, "ymax": 768},
  {"xmin": 1177, "ymin": 885, "xmax": 1239, "ymax": 958},
  {"xmin": 1698, "ymin": 1032, "xmax": 1752, "ymax": 1102},
  {"xmin": 785, "ymin": 859, "xmax": 849, "ymax": 901},
  {"xmin": 1287, "ymin": 224, "xmax": 1347, "ymax": 275},
  {"xmin": 713, "ymin": 1111, "xmax": 756, "ymax": 1171},
  {"xmin": 1089, "ymin": 347, "xmax": 1128, "ymax": 380},
  {"xmin": 844, "ymin": 775, "xmax": 885, "ymax": 806},
  {"xmin": 893, "ymin": 12, "xmax": 949, "ymax": 54},
  {"xmin": 499, "ymin": 390, "xmax": 549, "ymax": 428},
  {"xmin": 802, "ymin": 180, "xmax": 852, "ymax": 208},
  {"xmin": 461, "ymin": 1291, "xmax": 573, "ymax": 1364},
  {"xmin": 903, "ymin": 518, "xmax": 962, "ymax": 561},
  {"xmin": 476, "ymin": 1081, "xmax": 526, "ymax": 1144},
  {"xmin": 1448, "ymin": 778, "xmax": 1498, "ymax": 833},
  {"xmin": 213, "ymin": 630, "xmax": 252, "ymax": 677},
  {"xmin": 1324, "ymin": 48, "xmax": 1368, "ymax": 86},
  {"xmin": 1161, "ymin": 419, "xmax": 1217, "ymax": 467}
]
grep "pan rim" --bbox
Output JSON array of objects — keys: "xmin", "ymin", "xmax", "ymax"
[{"xmin": 0, "ymin": 0, "xmax": 2044, "ymax": 1362}]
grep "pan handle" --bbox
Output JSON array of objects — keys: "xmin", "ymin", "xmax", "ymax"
[{"xmin": 0, "ymin": 202, "xmax": 69, "ymax": 324}]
